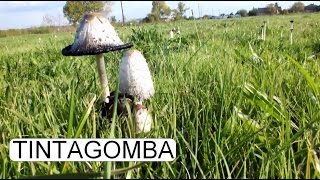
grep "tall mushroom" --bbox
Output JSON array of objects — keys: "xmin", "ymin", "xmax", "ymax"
[
  {"xmin": 119, "ymin": 49, "xmax": 155, "ymax": 133},
  {"xmin": 169, "ymin": 29, "xmax": 174, "ymax": 39},
  {"xmin": 61, "ymin": 12, "xmax": 133, "ymax": 115},
  {"xmin": 290, "ymin": 20, "xmax": 294, "ymax": 45},
  {"xmin": 260, "ymin": 25, "xmax": 264, "ymax": 40}
]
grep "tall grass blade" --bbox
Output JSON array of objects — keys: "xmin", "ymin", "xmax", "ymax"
[
  {"xmin": 67, "ymin": 80, "xmax": 76, "ymax": 138},
  {"xmin": 104, "ymin": 74, "xmax": 120, "ymax": 179}
]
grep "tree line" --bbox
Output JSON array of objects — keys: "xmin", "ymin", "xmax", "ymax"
[
  {"xmin": 59, "ymin": 1, "xmax": 318, "ymax": 27},
  {"xmin": 236, "ymin": 2, "xmax": 314, "ymax": 17},
  {"xmin": 61, "ymin": 1, "xmax": 189, "ymax": 26}
]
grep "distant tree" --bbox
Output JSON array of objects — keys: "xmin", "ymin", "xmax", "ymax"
[
  {"xmin": 281, "ymin": 9, "xmax": 289, "ymax": 15},
  {"xmin": 42, "ymin": 14, "xmax": 55, "ymax": 26},
  {"xmin": 63, "ymin": 1, "xmax": 113, "ymax": 26},
  {"xmin": 266, "ymin": 3, "xmax": 278, "ymax": 15},
  {"xmin": 290, "ymin": 2, "xmax": 304, "ymax": 13},
  {"xmin": 177, "ymin": 2, "xmax": 189, "ymax": 16},
  {"xmin": 171, "ymin": 2, "xmax": 189, "ymax": 21},
  {"xmin": 171, "ymin": 9, "xmax": 182, "ymax": 20},
  {"xmin": 146, "ymin": 13, "xmax": 157, "ymax": 23},
  {"xmin": 236, "ymin": 9, "xmax": 248, "ymax": 17},
  {"xmin": 56, "ymin": 13, "xmax": 67, "ymax": 26},
  {"xmin": 148, "ymin": 1, "xmax": 171, "ymax": 22},
  {"xmin": 203, "ymin": 14, "xmax": 210, "ymax": 19},
  {"xmin": 141, "ymin": 16, "xmax": 150, "ymax": 23},
  {"xmin": 110, "ymin": 16, "xmax": 116, "ymax": 23},
  {"xmin": 227, "ymin": 13, "xmax": 234, "ymax": 18},
  {"xmin": 187, "ymin": 16, "xmax": 195, "ymax": 20},
  {"xmin": 248, "ymin": 8, "xmax": 258, "ymax": 16}
]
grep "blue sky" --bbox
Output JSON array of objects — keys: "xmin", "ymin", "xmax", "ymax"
[{"xmin": 0, "ymin": 1, "xmax": 319, "ymax": 30}]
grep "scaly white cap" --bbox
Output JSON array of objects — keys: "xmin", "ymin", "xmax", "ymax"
[
  {"xmin": 119, "ymin": 49, "xmax": 155, "ymax": 102},
  {"xmin": 62, "ymin": 12, "xmax": 132, "ymax": 56}
]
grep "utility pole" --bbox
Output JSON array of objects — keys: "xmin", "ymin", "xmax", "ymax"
[
  {"xmin": 120, "ymin": 1, "xmax": 125, "ymax": 25},
  {"xmin": 198, "ymin": 3, "xmax": 200, "ymax": 18}
]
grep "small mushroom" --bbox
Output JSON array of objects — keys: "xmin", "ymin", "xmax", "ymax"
[
  {"xmin": 133, "ymin": 103, "xmax": 152, "ymax": 133},
  {"xmin": 169, "ymin": 29, "xmax": 174, "ymax": 39},
  {"xmin": 61, "ymin": 12, "xmax": 133, "ymax": 115},
  {"xmin": 176, "ymin": 28, "xmax": 181, "ymax": 35},
  {"xmin": 119, "ymin": 49, "xmax": 155, "ymax": 133},
  {"xmin": 290, "ymin": 20, "xmax": 294, "ymax": 30},
  {"xmin": 260, "ymin": 25, "xmax": 264, "ymax": 40},
  {"xmin": 290, "ymin": 20, "xmax": 294, "ymax": 45},
  {"xmin": 280, "ymin": 25, "xmax": 284, "ymax": 39}
]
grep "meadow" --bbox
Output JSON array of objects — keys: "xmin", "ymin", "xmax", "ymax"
[{"xmin": 1, "ymin": 13, "xmax": 320, "ymax": 179}]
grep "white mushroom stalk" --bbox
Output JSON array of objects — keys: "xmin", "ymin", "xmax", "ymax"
[
  {"xmin": 133, "ymin": 104, "xmax": 152, "ymax": 134},
  {"xmin": 261, "ymin": 25, "xmax": 264, "ymax": 40},
  {"xmin": 61, "ymin": 12, "xmax": 133, "ymax": 104},
  {"xmin": 96, "ymin": 53, "xmax": 110, "ymax": 103},
  {"xmin": 169, "ymin": 30, "xmax": 174, "ymax": 39},
  {"xmin": 119, "ymin": 49, "xmax": 155, "ymax": 133}
]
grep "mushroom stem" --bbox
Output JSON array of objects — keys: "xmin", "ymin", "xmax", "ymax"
[
  {"xmin": 263, "ymin": 24, "xmax": 266, "ymax": 41},
  {"xmin": 96, "ymin": 53, "xmax": 110, "ymax": 103},
  {"xmin": 135, "ymin": 101, "xmax": 143, "ymax": 105},
  {"xmin": 290, "ymin": 29, "xmax": 293, "ymax": 45}
]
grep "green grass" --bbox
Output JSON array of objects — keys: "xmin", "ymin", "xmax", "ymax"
[{"xmin": 1, "ymin": 13, "xmax": 320, "ymax": 178}]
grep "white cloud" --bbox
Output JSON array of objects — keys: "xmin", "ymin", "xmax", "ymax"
[
  {"xmin": 3, "ymin": 1, "xmax": 58, "ymax": 7},
  {"xmin": 0, "ymin": 1, "xmax": 48, "ymax": 8},
  {"xmin": 10, "ymin": 1, "xmax": 44, "ymax": 6}
]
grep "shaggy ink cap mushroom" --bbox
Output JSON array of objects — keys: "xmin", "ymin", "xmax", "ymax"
[
  {"xmin": 119, "ymin": 49, "xmax": 155, "ymax": 103},
  {"xmin": 119, "ymin": 49, "xmax": 155, "ymax": 133},
  {"xmin": 290, "ymin": 20, "xmax": 294, "ymax": 30},
  {"xmin": 62, "ymin": 12, "xmax": 133, "ymax": 56},
  {"xmin": 61, "ymin": 12, "xmax": 134, "ymax": 107},
  {"xmin": 133, "ymin": 103, "xmax": 152, "ymax": 133}
]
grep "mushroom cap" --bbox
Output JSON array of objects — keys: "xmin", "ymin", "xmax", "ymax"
[
  {"xmin": 62, "ymin": 12, "xmax": 133, "ymax": 56},
  {"xmin": 290, "ymin": 20, "xmax": 294, "ymax": 23},
  {"xmin": 119, "ymin": 49, "xmax": 155, "ymax": 102}
]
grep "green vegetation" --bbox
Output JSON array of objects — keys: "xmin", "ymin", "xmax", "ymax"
[
  {"xmin": 1, "ymin": 13, "xmax": 320, "ymax": 179},
  {"xmin": 63, "ymin": 1, "xmax": 112, "ymax": 26}
]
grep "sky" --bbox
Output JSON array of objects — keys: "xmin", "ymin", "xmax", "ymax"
[{"xmin": 0, "ymin": 1, "xmax": 319, "ymax": 30}]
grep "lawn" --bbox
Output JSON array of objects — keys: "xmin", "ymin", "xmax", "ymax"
[{"xmin": 1, "ymin": 13, "xmax": 320, "ymax": 178}]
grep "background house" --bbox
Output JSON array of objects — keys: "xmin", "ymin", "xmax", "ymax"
[
  {"xmin": 160, "ymin": 17, "xmax": 175, "ymax": 22},
  {"xmin": 304, "ymin": 3, "xmax": 320, "ymax": 12},
  {"xmin": 257, "ymin": 3, "xmax": 282, "ymax": 15}
]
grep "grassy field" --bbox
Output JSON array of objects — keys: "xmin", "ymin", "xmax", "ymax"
[{"xmin": 1, "ymin": 13, "xmax": 320, "ymax": 179}]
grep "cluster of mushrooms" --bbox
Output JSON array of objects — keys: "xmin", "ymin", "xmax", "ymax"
[
  {"xmin": 62, "ymin": 12, "xmax": 154, "ymax": 134},
  {"xmin": 260, "ymin": 20, "xmax": 295, "ymax": 45},
  {"xmin": 169, "ymin": 27, "xmax": 181, "ymax": 39}
]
